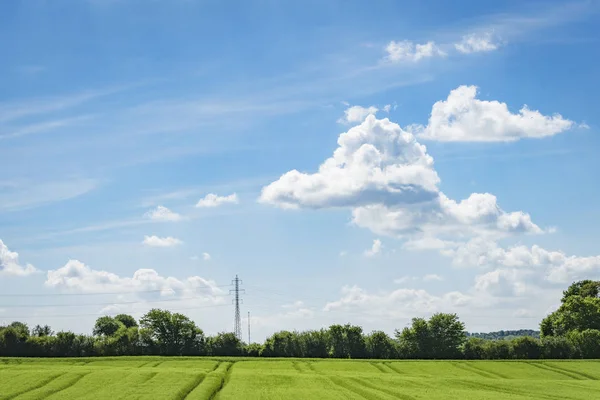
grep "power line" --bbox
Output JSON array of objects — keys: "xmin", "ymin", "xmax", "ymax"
[{"xmin": 248, "ymin": 310, "xmax": 251, "ymax": 344}]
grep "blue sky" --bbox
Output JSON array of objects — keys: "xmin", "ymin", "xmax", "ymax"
[{"xmin": 1, "ymin": 0, "xmax": 600, "ymax": 341}]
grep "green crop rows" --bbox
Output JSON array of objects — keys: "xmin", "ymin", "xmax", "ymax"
[{"xmin": 1, "ymin": 357, "xmax": 599, "ymax": 399}]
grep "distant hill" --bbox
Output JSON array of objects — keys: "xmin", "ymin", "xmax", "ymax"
[{"xmin": 467, "ymin": 330, "xmax": 540, "ymax": 340}]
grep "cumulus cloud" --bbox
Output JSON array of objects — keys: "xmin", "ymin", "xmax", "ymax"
[
  {"xmin": 196, "ymin": 193, "xmax": 239, "ymax": 208},
  {"xmin": 413, "ymin": 85, "xmax": 574, "ymax": 142},
  {"xmin": 0, "ymin": 240, "xmax": 38, "ymax": 276},
  {"xmin": 351, "ymin": 192, "xmax": 542, "ymax": 240},
  {"xmin": 442, "ymin": 238, "xmax": 600, "ymax": 295},
  {"xmin": 455, "ymin": 32, "xmax": 499, "ymax": 54},
  {"xmin": 259, "ymin": 115, "xmax": 440, "ymax": 209},
  {"xmin": 45, "ymin": 259, "xmax": 225, "ymax": 299},
  {"xmin": 202, "ymin": 252, "xmax": 211, "ymax": 261},
  {"xmin": 260, "ymin": 113, "xmax": 543, "ymax": 243},
  {"xmin": 385, "ymin": 40, "xmax": 445, "ymax": 63},
  {"xmin": 338, "ymin": 105, "xmax": 378, "ymax": 124},
  {"xmin": 144, "ymin": 205, "xmax": 182, "ymax": 222},
  {"xmin": 324, "ymin": 285, "xmax": 471, "ymax": 315},
  {"xmin": 142, "ymin": 235, "xmax": 182, "ymax": 247},
  {"xmin": 364, "ymin": 239, "xmax": 383, "ymax": 257}
]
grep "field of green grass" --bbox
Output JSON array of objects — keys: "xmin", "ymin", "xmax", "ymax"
[{"xmin": 1, "ymin": 357, "xmax": 599, "ymax": 399}]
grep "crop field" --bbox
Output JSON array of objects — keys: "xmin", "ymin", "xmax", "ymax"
[{"xmin": 1, "ymin": 357, "xmax": 600, "ymax": 399}]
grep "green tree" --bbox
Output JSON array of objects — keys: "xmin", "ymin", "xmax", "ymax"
[
  {"xmin": 541, "ymin": 295, "xmax": 600, "ymax": 336},
  {"xmin": 462, "ymin": 337, "xmax": 487, "ymax": 360},
  {"xmin": 365, "ymin": 331, "xmax": 395, "ymax": 359},
  {"xmin": 32, "ymin": 324, "xmax": 53, "ymax": 337},
  {"xmin": 511, "ymin": 336, "xmax": 542, "ymax": 359},
  {"xmin": 93, "ymin": 316, "xmax": 123, "ymax": 337},
  {"xmin": 568, "ymin": 329, "xmax": 600, "ymax": 359},
  {"xmin": 114, "ymin": 314, "xmax": 138, "ymax": 328},
  {"xmin": 139, "ymin": 309, "xmax": 203, "ymax": 355},
  {"xmin": 207, "ymin": 332, "xmax": 243, "ymax": 356},
  {"xmin": 397, "ymin": 314, "xmax": 465, "ymax": 359},
  {"xmin": 561, "ymin": 280, "xmax": 600, "ymax": 302},
  {"xmin": 300, "ymin": 329, "xmax": 330, "ymax": 358}
]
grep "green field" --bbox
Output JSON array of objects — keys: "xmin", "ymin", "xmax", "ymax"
[{"xmin": 1, "ymin": 357, "xmax": 600, "ymax": 399}]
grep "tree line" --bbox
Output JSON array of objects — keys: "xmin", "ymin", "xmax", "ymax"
[{"xmin": 1, "ymin": 280, "xmax": 599, "ymax": 359}]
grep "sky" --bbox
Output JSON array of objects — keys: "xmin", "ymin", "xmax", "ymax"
[{"xmin": 1, "ymin": 0, "xmax": 600, "ymax": 342}]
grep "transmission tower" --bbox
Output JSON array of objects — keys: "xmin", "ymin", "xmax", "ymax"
[{"xmin": 230, "ymin": 275, "xmax": 244, "ymax": 341}]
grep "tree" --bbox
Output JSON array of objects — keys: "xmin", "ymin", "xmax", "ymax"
[
  {"xmin": 365, "ymin": 331, "xmax": 395, "ymax": 359},
  {"xmin": 428, "ymin": 313, "xmax": 466, "ymax": 359},
  {"xmin": 541, "ymin": 336, "xmax": 573, "ymax": 359},
  {"xmin": 300, "ymin": 330, "xmax": 330, "ymax": 358},
  {"xmin": 207, "ymin": 332, "xmax": 243, "ymax": 356},
  {"xmin": 561, "ymin": 280, "xmax": 600, "ymax": 302},
  {"xmin": 511, "ymin": 336, "xmax": 542, "ymax": 359},
  {"xmin": 32, "ymin": 325, "xmax": 54, "ymax": 337},
  {"xmin": 93, "ymin": 316, "xmax": 123, "ymax": 337},
  {"xmin": 114, "ymin": 314, "xmax": 138, "ymax": 328},
  {"xmin": 140, "ymin": 309, "xmax": 203, "ymax": 356},
  {"xmin": 462, "ymin": 337, "xmax": 487, "ymax": 360},
  {"xmin": 568, "ymin": 329, "xmax": 600, "ymax": 359},
  {"xmin": 541, "ymin": 294, "xmax": 600, "ymax": 336},
  {"xmin": 397, "ymin": 314, "xmax": 466, "ymax": 359}
]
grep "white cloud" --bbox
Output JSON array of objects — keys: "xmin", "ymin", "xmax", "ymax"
[
  {"xmin": 144, "ymin": 205, "xmax": 182, "ymax": 222},
  {"xmin": 338, "ymin": 105, "xmax": 378, "ymax": 124},
  {"xmin": 142, "ymin": 235, "xmax": 182, "ymax": 247},
  {"xmin": 0, "ymin": 240, "xmax": 38, "ymax": 277},
  {"xmin": 414, "ymin": 85, "xmax": 574, "ymax": 142},
  {"xmin": 196, "ymin": 193, "xmax": 239, "ymax": 208},
  {"xmin": 364, "ymin": 239, "xmax": 383, "ymax": 257},
  {"xmin": 324, "ymin": 285, "xmax": 471, "ymax": 315},
  {"xmin": 202, "ymin": 252, "xmax": 211, "ymax": 261},
  {"xmin": 383, "ymin": 104, "xmax": 392, "ymax": 113},
  {"xmin": 259, "ymin": 115, "xmax": 440, "ymax": 209},
  {"xmin": 45, "ymin": 259, "xmax": 225, "ymax": 299},
  {"xmin": 339, "ymin": 251, "xmax": 347, "ymax": 257},
  {"xmin": 423, "ymin": 274, "xmax": 444, "ymax": 282},
  {"xmin": 351, "ymin": 192, "xmax": 542, "ymax": 241},
  {"xmin": 455, "ymin": 32, "xmax": 499, "ymax": 54},
  {"xmin": 260, "ymin": 114, "xmax": 542, "ymax": 243},
  {"xmin": 442, "ymin": 238, "xmax": 600, "ymax": 294},
  {"xmin": 385, "ymin": 40, "xmax": 446, "ymax": 63}
]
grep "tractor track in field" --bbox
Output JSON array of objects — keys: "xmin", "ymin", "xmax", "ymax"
[
  {"xmin": 178, "ymin": 373, "xmax": 206, "ymax": 400},
  {"xmin": 150, "ymin": 361, "xmax": 164, "ymax": 368},
  {"xmin": 525, "ymin": 362, "xmax": 585, "ymax": 380},
  {"xmin": 207, "ymin": 361, "xmax": 235, "ymax": 400},
  {"xmin": 452, "ymin": 362, "xmax": 507, "ymax": 379},
  {"xmin": 3, "ymin": 372, "xmax": 67, "ymax": 400},
  {"xmin": 539, "ymin": 362, "xmax": 598, "ymax": 380},
  {"xmin": 369, "ymin": 362, "xmax": 391, "ymax": 373},
  {"xmin": 383, "ymin": 362, "xmax": 405, "ymax": 375},
  {"xmin": 463, "ymin": 362, "xmax": 509, "ymax": 379},
  {"xmin": 328, "ymin": 376, "xmax": 392, "ymax": 400},
  {"xmin": 455, "ymin": 379, "xmax": 566, "ymax": 400},
  {"xmin": 353, "ymin": 377, "xmax": 417, "ymax": 400},
  {"xmin": 37, "ymin": 371, "xmax": 93, "ymax": 398}
]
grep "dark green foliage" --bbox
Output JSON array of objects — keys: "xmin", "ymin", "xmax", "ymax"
[
  {"xmin": 114, "ymin": 314, "xmax": 138, "ymax": 328},
  {"xmin": 140, "ymin": 309, "xmax": 204, "ymax": 356},
  {"xmin": 206, "ymin": 332, "xmax": 243, "ymax": 356},
  {"xmin": 396, "ymin": 313, "xmax": 466, "ymax": 359},
  {"xmin": 541, "ymin": 336, "xmax": 574, "ymax": 359},
  {"xmin": 562, "ymin": 280, "xmax": 600, "ymax": 302},
  {"xmin": 365, "ymin": 331, "xmax": 395, "ymax": 359},
  {"xmin": 511, "ymin": 336, "xmax": 542, "ymax": 359}
]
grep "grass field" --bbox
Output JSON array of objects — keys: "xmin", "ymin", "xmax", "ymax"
[{"xmin": 1, "ymin": 357, "xmax": 600, "ymax": 399}]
